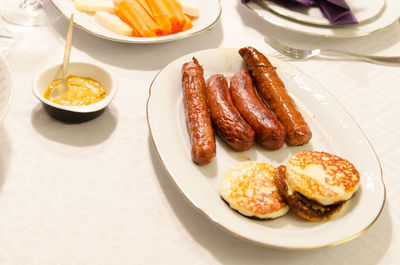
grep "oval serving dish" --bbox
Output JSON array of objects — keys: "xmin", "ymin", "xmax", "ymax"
[
  {"xmin": 33, "ymin": 61, "xmax": 117, "ymax": 123},
  {"xmin": 146, "ymin": 48, "xmax": 385, "ymax": 249}
]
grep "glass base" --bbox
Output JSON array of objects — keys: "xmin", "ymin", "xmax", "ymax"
[
  {"xmin": 1, "ymin": 0, "xmax": 59, "ymax": 27},
  {"xmin": 0, "ymin": 27, "xmax": 15, "ymax": 55}
]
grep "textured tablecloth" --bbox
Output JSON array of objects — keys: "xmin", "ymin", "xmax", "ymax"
[{"xmin": 0, "ymin": 1, "xmax": 399, "ymax": 264}]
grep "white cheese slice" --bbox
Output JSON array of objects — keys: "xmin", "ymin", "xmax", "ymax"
[
  {"xmin": 178, "ymin": 0, "xmax": 200, "ymax": 18},
  {"xmin": 74, "ymin": 0, "xmax": 115, "ymax": 13},
  {"xmin": 94, "ymin": 12, "xmax": 132, "ymax": 36}
]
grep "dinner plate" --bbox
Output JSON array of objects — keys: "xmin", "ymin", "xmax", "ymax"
[
  {"xmin": 263, "ymin": 0, "xmax": 385, "ymax": 26},
  {"xmin": 49, "ymin": 0, "xmax": 221, "ymax": 43},
  {"xmin": 245, "ymin": 0, "xmax": 398, "ymax": 38},
  {"xmin": 0, "ymin": 56, "xmax": 12, "ymax": 122},
  {"xmin": 146, "ymin": 48, "xmax": 385, "ymax": 249}
]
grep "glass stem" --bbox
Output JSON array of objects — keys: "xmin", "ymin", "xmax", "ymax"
[{"xmin": 20, "ymin": 0, "xmax": 42, "ymax": 10}]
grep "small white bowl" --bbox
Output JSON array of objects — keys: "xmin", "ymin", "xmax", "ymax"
[{"xmin": 33, "ymin": 61, "xmax": 117, "ymax": 123}]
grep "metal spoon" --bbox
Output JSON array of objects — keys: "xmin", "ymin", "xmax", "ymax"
[{"xmin": 50, "ymin": 13, "xmax": 74, "ymax": 100}]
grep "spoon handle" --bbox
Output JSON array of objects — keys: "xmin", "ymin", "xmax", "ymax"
[{"xmin": 62, "ymin": 13, "xmax": 74, "ymax": 81}]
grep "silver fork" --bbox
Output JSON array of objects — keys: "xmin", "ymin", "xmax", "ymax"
[{"xmin": 264, "ymin": 35, "xmax": 400, "ymax": 66}]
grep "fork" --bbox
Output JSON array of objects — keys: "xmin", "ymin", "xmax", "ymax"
[{"xmin": 264, "ymin": 35, "xmax": 400, "ymax": 66}]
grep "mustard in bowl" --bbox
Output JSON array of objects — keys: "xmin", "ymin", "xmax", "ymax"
[{"xmin": 33, "ymin": 62, "xmax": 117, "ymax": 123}]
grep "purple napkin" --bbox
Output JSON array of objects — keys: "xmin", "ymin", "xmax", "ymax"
[{"xmin": 242, "ymin": 0, "xmax": 358, "ymax": 25}]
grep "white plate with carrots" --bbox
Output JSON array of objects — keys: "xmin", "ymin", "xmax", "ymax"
[{"xmin": 50, "ymin": 0, "xmax": 221, "ymax": 43}]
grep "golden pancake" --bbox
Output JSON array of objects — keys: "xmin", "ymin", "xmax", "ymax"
[
  {"xmin": 220, "ymin": 161, "xmax": 289, "ymax": 219},
  {"xmin": 275, "ymin": 165, "xmax": 347, "ymax": 222},
  {"xmin": 286, "ymin": 151, "xmax": 360, "ymax": 206}
]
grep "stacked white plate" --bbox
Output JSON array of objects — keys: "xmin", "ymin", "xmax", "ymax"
[{"xmin": 245, "ymin": 0, "xmax": 399, "ymax": 38}]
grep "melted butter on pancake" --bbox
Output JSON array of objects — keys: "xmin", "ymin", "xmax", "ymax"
[
  {"xmin": 220, "ymin": 161, "xmax": 288, "ymax": 219},
  {"xmin": 287, "ymin": 151, "xmax": 360, "ymax": 205}
]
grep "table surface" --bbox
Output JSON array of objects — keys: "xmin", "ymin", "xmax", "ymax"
[{"xmin": 0, "ymin": 1, "xmax": 399, "ymax": 264}]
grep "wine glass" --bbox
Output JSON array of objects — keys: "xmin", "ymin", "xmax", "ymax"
[
  {"xmin": 1, "ymin": 0, "xmax": 59, "ymax": 27},
  {"xmin": 0, "ymin": 27, "xmax": 15, "ymax": 55}
]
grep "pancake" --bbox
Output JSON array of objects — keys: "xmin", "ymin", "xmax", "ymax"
[
  {"xmin": 275, "ymin": 165, "xmax": 347, "ymax": 222},
  {"xmin": 220, "ymin": 161, "xmax": 289, "ymax": 219},
  {"xmin": 286, "ymin": 151, "xmax": 360, "ymax": 206}
]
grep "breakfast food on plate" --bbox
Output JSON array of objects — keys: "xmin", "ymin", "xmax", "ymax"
[
  {"xmin": 220, "ymin": 151, "xmax": 360, "ymax": 221},
  {"xmin": 181, "ymin": 49, "xmax": 312, "ymax": 163},
  {"xmin": 274, "ymin": 151, "xmax": 360, "ymax": 221},
  {"xmin": 220, "ymin": 161, "xmax": 289, "ymax": 219},
  {"xmin": 44, "ymin": 75, "xmax": 106, "ymax": 106},
  {"xmin": 74, "ymin": 0, "xmax": 197, "ymax": 37},
  {"xmin": 178, "ymin": 51, "xmax": 359, "ymax": 224},
  {"xmin": 94, "ymin": 11, "xmax": 133, "ymax": 36},
  {"xmin": 275, "ymin": 165, "xmax": 346, "ymax": 222},
  {"xmin": 287, "ymin": 151, "xmax": 360, "ymax": 205},
  {"xmin": 182, "ymin": 58, "xmax": 216, "ymax": 165},
  {"xmin": 205, "ymin": 74, "xmax": 255, "ymax": 151},
  {"xmin": 239, "ymin": 46, "xmax": 312, "ymax": 146},
  {"xmin": 230, "ymin": 70, "xmax": 286, "ymax": 150}
]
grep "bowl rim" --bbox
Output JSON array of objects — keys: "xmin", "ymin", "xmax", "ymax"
[{"xmin": 32, "ymin": 61, "xmax": 117, "ymax": 113}]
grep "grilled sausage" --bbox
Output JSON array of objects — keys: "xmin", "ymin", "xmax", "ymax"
[
  {"xmin": 239, "ymin": 46, "xmax": 312, "ymax": 146},
  {"xmin": 230, "ymin": 70, "xmax": 285, "ymax": 150},
  {"xmin": 182, "ymin": 57, "xmax": 216, "ymax": 165},
  {"xmin": 206, "ymin": 74, "xmax": 255, "ymax": 151}
]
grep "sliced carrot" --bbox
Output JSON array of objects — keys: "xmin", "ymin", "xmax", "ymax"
[
  {"xmin": 136, "ymin": 0, "xmax": 152, "ymax": 17},
  {"xmin": 159, "ymin": 0, "xmax": 180, "ymax": 33},
  {"xmin": 119, "ymin": 0, "xmax": 160, "ymax": 34},
  {"xmin": 170, "ymin": 0, "xmax": 187, "ymax": 32},
  {"xmin": 114, "ymin": 5, "xmax": 141, "ymax": 36},
  {"xmin": 145, "ymin": 0, "xmax": 172, "ymax": 35},
  {"xmin": 130, "ymin": 0, "xmax": 161, "ymax": 35},
  {"xmin": 117, "ymin": 0, "xmax": 157, "ymax": 37},
  {"xmin": 181, "ymin": 14, "xmax": 193, "ymax": 31},
  {"xmin": 123, "ymin": 0, "xmax": 152, "ymax": 17}
]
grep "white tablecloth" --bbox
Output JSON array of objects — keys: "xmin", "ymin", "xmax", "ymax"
[{"xmin": 0, "ymin": 1, "xmax": 399, "ymax": 264}]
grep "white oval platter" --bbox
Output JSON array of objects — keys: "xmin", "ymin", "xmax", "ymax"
[{"xmin": 146, "ymin": 48, "xmax": 385, "ymax": 249}]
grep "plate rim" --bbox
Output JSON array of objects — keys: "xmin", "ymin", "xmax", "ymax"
[
  {"xmin": 0, "ymin": 56, "xmax": 13, "ymax": 122},
  {"xmin": 49, "ymin": 0, "xmax": 222, "ymax": 44},
  {"xmin": 146, "ymin": 48, "xmax": 386, "ymax": 249},
  {"xmin": 244, "ymin": 0, "xmax": 398, "ymax": 38}
]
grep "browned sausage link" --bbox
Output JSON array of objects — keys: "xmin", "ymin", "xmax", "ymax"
[
  {"xmin": 182, "ymin": 57, "xmax": 216, "ymax": 165},
  {"xmin": 239, "ymin": 46, "xmax": 312, "ymax": 146},
  {"xmin": 230, "ymin": 70, "xmax": 285, "ymax": 150},
  {"xmin": 205, "ymin": 74, "xmax": 255, "ymax": 151}
]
